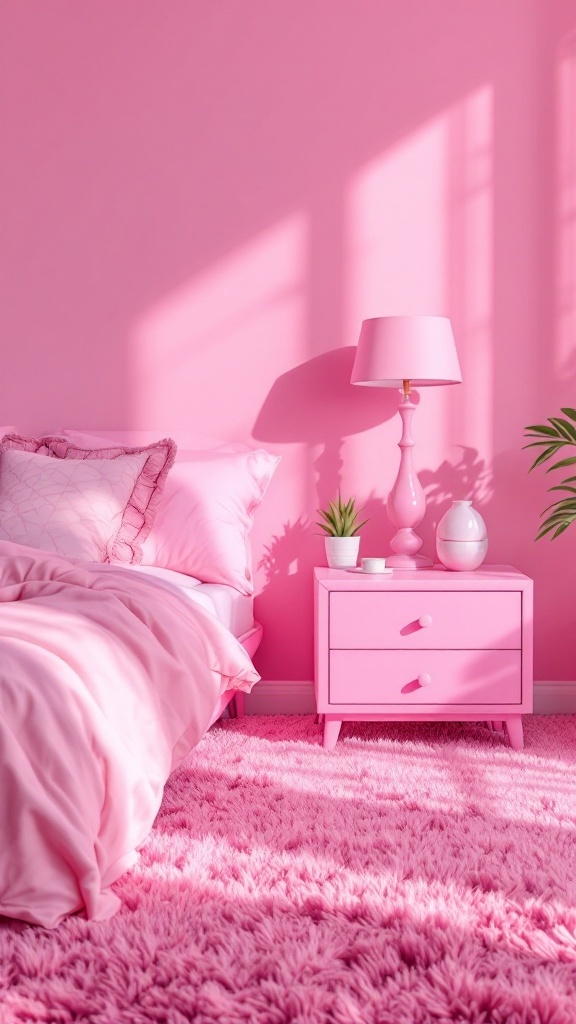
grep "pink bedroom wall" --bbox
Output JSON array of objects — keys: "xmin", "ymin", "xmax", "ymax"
[{"xmin": 1, "ymin": 0, "xmax": 576, "ymax": 682}]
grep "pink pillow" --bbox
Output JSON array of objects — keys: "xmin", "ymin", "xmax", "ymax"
[
  {"xmin": 0, "ymin": 434, "xmax": 176, "ymax": 563},
  {"xmin": 0, "ymin": 448, "xmax": 151, "ymax": 562},
  {"xmin": 59, "ymin": 430, "xmax": 279, "ymax": 594}
]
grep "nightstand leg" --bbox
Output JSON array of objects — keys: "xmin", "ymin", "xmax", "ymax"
[
  {"xmin": 505, "ymin": 715, "xmax": 524, "ymax": 750},
  {"xmin": 323, "ymin": 718, "xmax": 342, "ymax": 750},
  {"xmin": 234, "ymin": 691, "xmax": 245, "ymax": 719}
]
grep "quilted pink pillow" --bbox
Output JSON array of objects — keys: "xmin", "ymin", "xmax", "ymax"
[
  {"xmin": 0, "ymin": 434, "xmax": 176, "ymax": 564},
  {"xmin": 0, "ymin": 448, "xmax": 149, "ymax": 562},
  {"xmin": 58, "ymin": 430, "xmax": 279, "ymax": 594}
]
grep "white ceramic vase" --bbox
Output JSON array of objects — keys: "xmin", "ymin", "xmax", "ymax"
[
  {"xmin": 436, "ymin": 500, "xmax": 488, "ymax": 571},
  {"xmin": 325, "ymin": 536, "xmax": 360, "ymax": 569}
]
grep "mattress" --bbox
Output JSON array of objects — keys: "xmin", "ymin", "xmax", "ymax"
[{"xmin": 123, "ymin": 563, "xmax": 255, "ymax": 638}]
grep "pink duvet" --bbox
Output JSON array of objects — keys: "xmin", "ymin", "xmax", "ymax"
[{"xmin": 0, "ymin": 542, "xmax": 259, "ymax": 928}]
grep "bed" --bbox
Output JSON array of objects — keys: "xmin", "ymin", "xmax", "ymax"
[
  {"xmin": 124, "ymin": 563, "xmax": 264, "ymax": 722},
  {"xmin": 0, "ymin": 430, "xmax": 278, "ymax": 928}
]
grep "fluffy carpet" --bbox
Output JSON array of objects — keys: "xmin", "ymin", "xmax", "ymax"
[{"xmin": 2, "ymin": 715, "xmax": 576, "ymax": 1024}]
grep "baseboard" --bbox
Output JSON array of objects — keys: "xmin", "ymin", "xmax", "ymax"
[
  {"xmin": 245, "ymin": 680, "xmax": 576, "ymax": 716},
  {"xmin": 533, "ymin": 681, "xmax": 576, "ymax": 715},
  {"xmin": 244, "ymin": 681, "xmax": 316, "ymax": 715}
]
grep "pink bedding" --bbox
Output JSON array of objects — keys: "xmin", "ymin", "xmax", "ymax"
[{"xmin": 0, "ymin": 541, "xmax": 259, "ymax": 928}]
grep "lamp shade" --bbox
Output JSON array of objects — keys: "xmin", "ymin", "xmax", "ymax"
[{"xmin": 351, "ymin": 315, "xmax": 462, "ymax": 387}]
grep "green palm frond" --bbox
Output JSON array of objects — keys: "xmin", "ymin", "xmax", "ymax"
[{"xmin": 525, "ymin": 409, "xmax": 576, "ymax": 541}]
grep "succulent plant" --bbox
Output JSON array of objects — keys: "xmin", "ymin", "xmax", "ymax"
[
  {"xmin": 524, "ymin": 407, "xmax": 576, "ymax": 539},
  {"xmin": 316, "ymin": 495, "xmax": 368, "ymax": 538}
]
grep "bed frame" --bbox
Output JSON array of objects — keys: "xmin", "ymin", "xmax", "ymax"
[{"xmin": 207, "ymin": 621, "xmax": 263, "ymax": 727}]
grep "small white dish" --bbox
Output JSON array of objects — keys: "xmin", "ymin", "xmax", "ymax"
[{"xmin": 345, "ymin": 567, "xmax": 393, "ymax": 575}]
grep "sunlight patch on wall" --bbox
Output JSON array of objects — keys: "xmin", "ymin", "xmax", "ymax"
[
  {"xmin": 345, "ymin": 117, "xmax": 449, "ymax": 331},
  {"xmin": 129, "ymin": 214, "xmax": 308, "ymax": 439},
  {"xmin": 344, "ymin": 86, "xmax": 494, "ymax": 501},
  {"xmin": 447, "ymin": 85, "xmax": 494, "ymax": 480},
  {"xmin": 556, "ymin": 32, "xmax": 576, "ymax": 379}
]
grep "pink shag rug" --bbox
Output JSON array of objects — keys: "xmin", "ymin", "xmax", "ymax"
[{"xmin": 2, "ymin": 715, "xmax": 576, "ymax": 1023}]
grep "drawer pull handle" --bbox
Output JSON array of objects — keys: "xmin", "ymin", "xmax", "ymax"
[
  {"xmin": 418, "ymin": 673, "xmax": 432, "ymax": 687},
  {"xmin": 418, "ymin": 614, "xmax": 433, "ymax": 628}
]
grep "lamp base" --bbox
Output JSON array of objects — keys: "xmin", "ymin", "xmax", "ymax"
[{"xmin": 386, "ymin": 552, "xmax": 434, "ymax": 569}]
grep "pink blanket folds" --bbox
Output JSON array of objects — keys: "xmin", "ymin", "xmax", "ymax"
[{"xmin": 0, "ymin": 542, "xmax": 259, "ymax": 928}]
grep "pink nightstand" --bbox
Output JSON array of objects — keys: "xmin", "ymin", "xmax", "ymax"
[{"xmin": 314, "ymin": 565, "xmax": 533, "ymax": 750}]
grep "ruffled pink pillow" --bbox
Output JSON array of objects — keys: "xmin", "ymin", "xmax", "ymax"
[
  {"xmin": 0, "ymin": 434, "xmax": 176, "ymax": 564},
  {"xmin": 58, "ymin": 430, "xmax": 279, "ymax": 594}
]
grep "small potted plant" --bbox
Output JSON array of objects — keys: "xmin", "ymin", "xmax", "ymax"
[
  {"xmin": 524, "ymin": 407, "xmax": 576, "ymax": 539},
  {"xmin": 316, "ymin": 494, "xmax": 368, "ymax": 568}
]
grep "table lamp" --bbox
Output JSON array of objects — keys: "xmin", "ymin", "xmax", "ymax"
[{"xmin": 351, "ymin": 315, "xmax": 462, "ymax": 568}]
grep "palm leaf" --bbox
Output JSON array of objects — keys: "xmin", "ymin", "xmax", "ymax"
[
  {"xmin": 536, "ymin": 513, "xmax": 576, "ymax": 537},
  {"xmin": 528, "ymin": 445, "xmax": 564, "ymax": 470},
  {"xmin": 523, "ymin": 440, "xmax": 562, "ymax": 448},
  {"xmin": 561, "ymin": 408, "xmax": 576, "ymax": 422},
  {"xmin": 546, "ymin": 456, "xmax": 576, "ymax": 473},
  {"xmin": 528, "ymin": 412, "xmax": 576, "ymax": 538},
  {"xmin": 549, "ymin": 417, "xmax": 576, "ymax": 441},
  {"xmin": 541, "ymin": 498, "xmax": 576, "ymax": 514},
  {"xmin": 552, "ymin": 521, "xmax": 574, "ymax": 538},
  {"xmin": 537, "ymin": 516, "xmax": 576, "ymax": 540},
  {"xmin": 536, "ymin": 520, "xmax": 562, "ymax": 540},
  {"xmin": 524, "ymin": 424, "xmax": 560, "ymax": 436},
  {"xmin": 539, "ymin": 511, "xmax": 573, "ymax": 525}
]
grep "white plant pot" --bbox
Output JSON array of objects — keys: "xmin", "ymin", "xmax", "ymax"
[{"xmin": 325, "ymin": 536, "xmax": 360, "ymax": 569}]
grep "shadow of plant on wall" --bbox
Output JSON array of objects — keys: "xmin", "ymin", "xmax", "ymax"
[
  {"xmin": 255, "ymin": 496, "xmax": 388, "ymax": 678},
  {"xmin": 254, "ymin": 518, "xmax": 316, "ymax": 678},
  {"xmin": 258, "ymin": 495, "xmax": 390, "ymax": 581},
  {"xmin": 417, "ymin": 445, "xmax": 492, "ymax": 557},
  {"xmin": 258, "ymin": 517, "xmax": 316, "ymax": 581}
]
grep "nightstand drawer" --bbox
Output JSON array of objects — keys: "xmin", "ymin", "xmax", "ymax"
[
  {"xmin": 329, "ymin": 649, "xmax": 522, "ymax": 705},
  {"xmin": 329, "ymin": 591, "xmax": 521, "ymax": 650}
]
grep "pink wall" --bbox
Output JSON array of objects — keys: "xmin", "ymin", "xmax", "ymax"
[{"xmin": 1, "ymin": 0, "xmax": 576, "ymax": 681}]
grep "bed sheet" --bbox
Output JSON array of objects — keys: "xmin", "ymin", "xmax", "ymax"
[{"xmin": 123, "ymin": 563, "xmax": 255, "ymax": 638}]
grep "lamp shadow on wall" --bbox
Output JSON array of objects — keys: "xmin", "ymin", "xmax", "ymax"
[
  {"xmin": 252, "ymin": 346, "xmax": 395, "ymax": 676},
  {"xmin": 251, "ymin": 354, "xmax": 489, "ymax": 676},
  {"xmin": 253, "ymin": 346, "xmax": 395, "ymax": 494}
]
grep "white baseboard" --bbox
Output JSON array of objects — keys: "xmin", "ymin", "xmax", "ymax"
[{"xmin": 245, "ymin": 680, "xmax": 576, "ymax": 716}]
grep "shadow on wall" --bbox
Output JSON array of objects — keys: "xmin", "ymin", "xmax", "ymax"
[
  {"xmin": 257, "ymin": 445, "xmax": 490, "ymax": 576},
  {"xmin": 419, "ymin": 444, "xmax": 492, "ymax": 556},
  {"xmin": 252, "ymin": 346, "xmax": 395, "ymax": 677},
  {"xmin": 253, "ymin": 346, "xmax": 396, "ymax": 499},
  {"xmin": 252, "ymin": 349, "xmax": 491, "ymax": 676}
]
